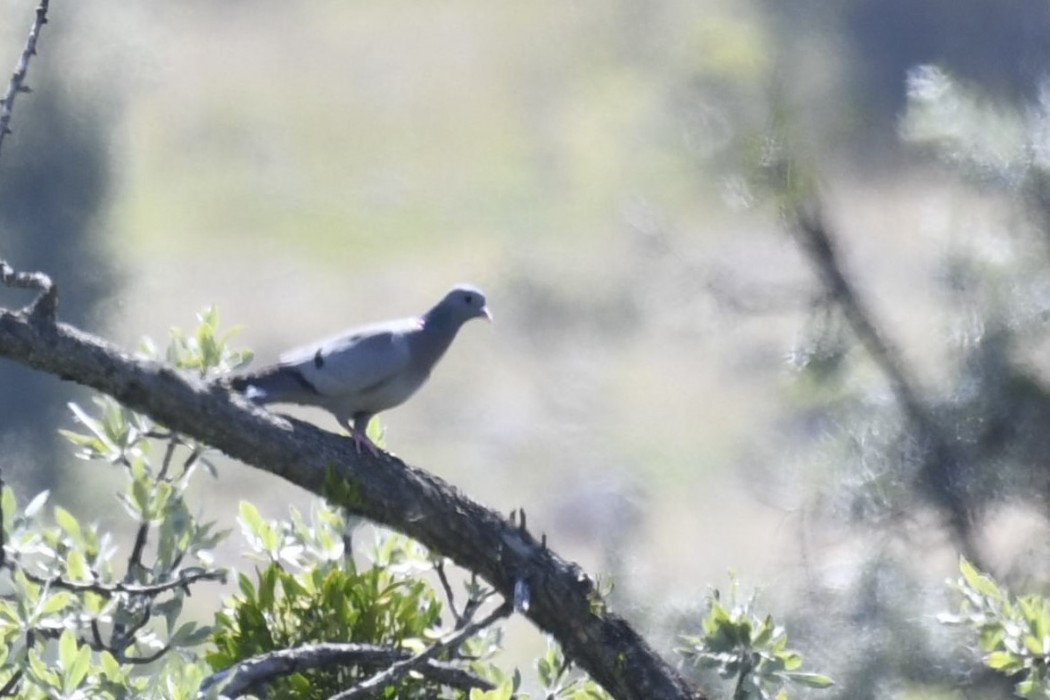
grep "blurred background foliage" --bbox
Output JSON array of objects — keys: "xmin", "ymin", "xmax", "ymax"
[{"xmin": 5, "ymin": 0, "xmax": 1050, "ymax": 697}]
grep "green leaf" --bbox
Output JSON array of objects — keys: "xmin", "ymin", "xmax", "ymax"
[
  {"xmin": 66, "ymin": 548, "xmax": 88, "ymax": 580},
  {"xmin": 28, "ymin": 647, "xmax": 57, "ymax": 686},
  {"xmin": 1024, "ymin": 634, "xmax": 1044, "ymax": 656},
  {"xmin": 130, "ymin": 477, "xmax": 150, "ymax": 518},
  {"xmin": 171, "ymin": 621, "xmax": 212, "ymax": 648},
  {"xmin": 960, "ymin": 557, "xmax": 1001, "ymax": 600},
  {"xmin": 1015, "ymin": 676, "xmax": 1037, "ymax": 697},
  {"xmin": 67, "ymin": 639, "xmax": 91, "ymax": 691},
  {"xmin": 151, "ymin": 480, "xmax": 174, "ymax": 518},
  {"xmin": 986, "ymin": 650, "xmax": 1023, "ymax": 672},
  {"xmin": 24, "ymin": 490, "xmax": 50, "ymax": 518},
  {"xmin": 1, "ymin": 486, "xmax": 14, "ymax": 531},
  {"xmin": 53, "ymin": 505, "xmax": 82, "ymax": 542},
  {"xmin": 239, "ymin": 501, "xmax": 266, "ymax": 538},
  {"xmin": 778, "ymin": 650, "xmax": 803, "ymax": 670},
  {"xmin": 58, "ymin": 628, "xmax": 77, "ymax": 671},
  {"xmin": 57, "ymin": 428, "xmax": 103, "ymax": 450},
  {"xmin": 38, "ymin": 591, "xmax": 74, "ymax": 616},
  {"xmin": 753, "ymin": 614, "xmax": 774, "ymax": 647},
  {"xmin": 99, "ymin": 650, "xmax": 121, "ymax": 678},
  {"xmin": 67, "ymin": 402, "xmax": 109, "ymax": 443},
  {"xmin": 785, "ymin": 671, "xmax": 835, "ymax": 688},
  {"xmin": 538, "ymin": 657, "xmax": 553, "ymax": 687}
]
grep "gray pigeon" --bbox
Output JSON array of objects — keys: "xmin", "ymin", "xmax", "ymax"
[{"xmin": 230, "ymin": 284, "xmax": 490, "ymax": 455}]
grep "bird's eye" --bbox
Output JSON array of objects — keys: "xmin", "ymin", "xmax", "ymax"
[{"xmin": 464, "ymin": 294, "xmax": 474, "ymax": 304}]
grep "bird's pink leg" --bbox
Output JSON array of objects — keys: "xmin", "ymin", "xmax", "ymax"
[
  {"xmin": 350, "ymin": 427, "xmax": 381, "ymax": 457},
  {"xmin": 348, "ymin": 415, "xmax": 382, "ymax": 457}
]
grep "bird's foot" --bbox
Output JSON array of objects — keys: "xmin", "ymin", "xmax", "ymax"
[{"xmin": 351, "ymin": 430, "xmax": 383, "ymax": 459}]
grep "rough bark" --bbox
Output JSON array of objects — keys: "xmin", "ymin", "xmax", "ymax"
[{"xmin": 0, "ymin": 289, "xmax": 704, "ymax": 700}]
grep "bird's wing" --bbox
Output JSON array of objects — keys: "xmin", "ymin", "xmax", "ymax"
[{"xmin": 279, "ymin": 319, "xmax": 418, "ymax": 398}]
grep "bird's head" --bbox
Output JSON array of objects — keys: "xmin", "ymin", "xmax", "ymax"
[{"xmin": 439, "ymin": 284, "xmax": 492, "ymax": 325}]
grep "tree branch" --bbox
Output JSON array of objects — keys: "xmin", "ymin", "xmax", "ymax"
[
  {"xmin": 787, "ymin": 204, "xmax": 979, "ymax": 560},
  {"xmin": 0, "ymin": 0, "xmax": 49, "ymax": 156},
  {"xmin": 12, "ymin": 563, "xmax": 225, "ymax": 597},
  {"xmin": 0, "ymin": 263, "xmax": 704, "ymax": 700},
  {"xmin": 0, "ymin": 669, "xmax": 21, "ymax": 697},
  {"xmin": 0, "ymin": 261, "xmax": 56, "ymax": 322},
  {"xmin": 329, "ymin": 600, "xmax": 512, "ymax": 700},
  {"xmin": 199, "ymin": 642, "xmax": 494, "ymax": 699}
]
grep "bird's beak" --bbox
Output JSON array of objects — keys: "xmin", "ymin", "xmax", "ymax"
[{"xmin": 481, "ymin": 306, "xmax": 493, "ymax": 322}]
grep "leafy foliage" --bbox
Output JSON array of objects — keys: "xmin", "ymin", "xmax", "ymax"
[
  {"xmin": 534, "ymin": 639, "xmax": 613, "ymax": 700},
  {"xmin": 678, "ymin": 574, "xmax": 833, "ymax": 700},
  {"xmin": 940, "ymin": 558, "xmax": 1050, "ymax": 699},
  {"xmin": 209, "ymin": 502, "xmax": 446, "ymax": 698},
  {"xmin": 0, "ymin": 308, "xmax": 242, "ymax": 698}
]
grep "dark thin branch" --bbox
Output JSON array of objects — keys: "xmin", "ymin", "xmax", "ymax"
[
  {"xmin": 27, "ymin": 624, "xmax": 169, "ymax": 665},
  {"xmin": 788, "ymin": 204, "xmax": 979, "ymax": 561},
  {"xmin": 89, "ymin": 619, "xmax": 104, "ymax": 650},
  {"xmin": 124, "ymin": 521, "xmax": 150, "ymax": 582},
  {"xmin": 120, "ymin": 437, "xmax": 177, "ymax": 587},
  {"xmin": 122, "ymin": 641, "xmax": 169, "ymax": 665},
  {"xmin": 0, "ymin": 261, "xmax": 704, "ymax": 700},
  {"xmin": 434, "ymin": 559, "xmax": 460, "ymax": 623},
  {"xmin": 0, "ymin": 669, "xmax": 21, "ymax": 697},
  {"xmin": 13, "ymin": 563, "xmax": 225, "ymax": 596},
  {"xmin": 329, "ymin": 601, "xmax": 513, "ymax": 700},
  {"xmin": 0, "ymin": 0, "xmax": 49, "ymax": 156},
  {"xmin": 198, "ymin": 642, "xmax": 495, "ymax": 699}
]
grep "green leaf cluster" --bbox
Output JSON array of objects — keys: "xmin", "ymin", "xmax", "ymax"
[
  {"xmin": 0, "ymin": 308, "xmax": 243, "ymax": 698},
  {"xmin": 142, "ymin": 306, "xmax": 253, "ymax": 377},
  {"xmin": 209, "ymin": 502, "xmax": 445, "ymax": 698},
  {"xmin": 535, "ymin": 639, "xmax": 612, "ymax": 700},
  {"xmin": 0, "ymin": 485, "xmax": 217, "ymax": 698},
  {"xmin": 940, "ymin": 558, "xmax": 1050, "ymax": 698},
  {"xmin": 678, "ymin": 574, "xmax": 833, "ymax": 700},
  {"xmin": 467, "ymin": 638, "xmax": 612, "ymax": 700}
]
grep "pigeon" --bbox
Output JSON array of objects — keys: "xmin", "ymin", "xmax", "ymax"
[{"xmin": 229, "ymin": 284, "xmax": 490, "ymax": 455}]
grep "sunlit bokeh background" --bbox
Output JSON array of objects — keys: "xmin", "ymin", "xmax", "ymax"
[{"xmin": 5, "ymin": 0, "xmax": 1050, "ymax": 696}]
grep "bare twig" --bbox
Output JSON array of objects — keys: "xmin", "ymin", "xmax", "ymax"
[
  {"xmin": 12, "ymin": 563, "xmax": 225, "ymax": 597},
  {"xmin": 0, "ymin": 0, "xmax": 49, "ymax": 157},
  {"xmin": 198, "ymin": 642, "xmax": 495, "ymax": 699},
  {"xmin": 328, "ymin": 600, "xmax": 513, "ymax": 700},
  {"xmin": 434, "ymin": 559, "xmax": 460, "ymax": 622}
]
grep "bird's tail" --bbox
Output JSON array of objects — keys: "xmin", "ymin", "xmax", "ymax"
[{"xmin": 228, "ymin": 367, "xmax": 313, "ymax": 404}]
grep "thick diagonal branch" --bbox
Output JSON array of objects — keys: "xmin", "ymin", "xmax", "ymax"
[{"xmin": 0, "ymin": 272, "xmax": 703, "ymax": 700}]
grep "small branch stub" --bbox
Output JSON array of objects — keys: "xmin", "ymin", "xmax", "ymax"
[{"xmin": 0, "ymin": 260, "xmax": 57, "ymax": 322}]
